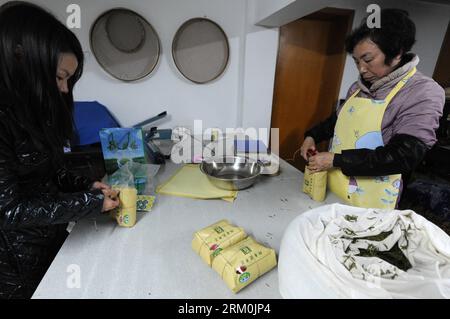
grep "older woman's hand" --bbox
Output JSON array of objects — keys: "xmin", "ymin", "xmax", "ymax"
[
  {"xmin": 300, "ymin": 137, "xmax": 317, "ymax": 161},
  {"xmin": 307, "ymin": 152, "xmax": 334, "ymax": 172}
]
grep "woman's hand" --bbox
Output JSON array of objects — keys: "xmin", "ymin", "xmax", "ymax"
[
  {"xmin": 300, "ymin": 137, "xmax": 316, "ymax": 161},
  {"xmin": 91, "ymin": 182, "xmax": 119, "ymax": 212},
  {"xmin": 307, "ymin": 152, "xmax": 334, "ymax": 172},
  {"xmin": 91, "ymin": 181, "xmax": 111, "ymax": 191},
  {"xmin": 101, "ymin": 188, "xmax": 120, "ymax": 212}
]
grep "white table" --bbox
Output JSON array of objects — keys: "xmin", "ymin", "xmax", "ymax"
[{"xmin": 33, "ymin": 159, "xmax": 341, "ymax": 299}]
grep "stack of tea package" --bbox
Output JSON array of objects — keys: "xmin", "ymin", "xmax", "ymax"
[{"xmin": 192, "ymin": 220, "xmax": 277, "ymax": 293}]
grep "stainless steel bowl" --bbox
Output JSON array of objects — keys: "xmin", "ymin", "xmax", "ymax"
[{"xmin": 200, "ymin": 156, "xmax": 261, "ymax": 191}]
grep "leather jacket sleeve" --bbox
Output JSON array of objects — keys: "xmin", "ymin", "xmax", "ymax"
[
  {"xmin": 54, "ymin": 167, "xmax": 96, "ymax": 192},
  {"xmin": 0, "ymin": 142, "xmax": 104, "ymax": 231},
  {"xmin": 304, "ymin": 112, "xmax": 337, "ymax": 143},
  {"xmin": 333, "ymin": 134, "xmax": 428, "ymax": 177},
  {"xmin": 0, "ymin": 189, "xmax": 105, "ymax": 230},
  {"xmin": 0, "ymin": 171, "xmax": 105, "ymax": 230}
]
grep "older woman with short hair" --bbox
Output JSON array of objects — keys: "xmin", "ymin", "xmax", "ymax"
[{"xmin": 300, "ymin": 8, "xmax": 445, "ymax": 209}]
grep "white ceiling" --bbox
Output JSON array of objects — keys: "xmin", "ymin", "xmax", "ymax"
[{"xmin": 414, "ymin": 0, "xmax": 450, "ymax": 6}]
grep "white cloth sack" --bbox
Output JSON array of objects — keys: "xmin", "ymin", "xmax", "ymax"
[{"xmin": 278, "ymin": 203, "xmax": 450, "ymax": 298}]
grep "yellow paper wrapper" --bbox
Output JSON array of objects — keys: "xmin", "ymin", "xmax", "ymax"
[
  {"xmin": 116, "ymin": 187, "xmax": 138, "ymax": 208},
  {"xmin": 211, "ymin": 236, "xmax": 277, "ymax": 293},
  {"xmin": 157, "ymin": 165, "xmax": 237, "ymax": 202},
  {"xmin": 192, "ymin": 220, "xmax": 247, "ymax": 266},
  {"xmin": 112, "ymin": 186, "xmax": 138, "ymax": 227},
  {"xmin": 303, "ymin": 167, "xmax": 327, "ymax": 202},
  {"xmin": 114, "ymin": 206, "xmax": 136, "ymax": 227}
]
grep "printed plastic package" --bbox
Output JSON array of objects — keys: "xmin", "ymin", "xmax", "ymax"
[
  {"xmin": 107, "ymin": 161, "xmax": 159, "ymax": 227},
  {"xmin": 108, "ymin": 161, "xmax": 160, "ymax": 215}
]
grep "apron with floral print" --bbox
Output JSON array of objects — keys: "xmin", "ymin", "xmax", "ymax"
[{"xmin": 328, "ymin": 68, "xmax": 417, "ymax": 209}]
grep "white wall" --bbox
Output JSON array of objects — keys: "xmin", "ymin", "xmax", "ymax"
[
  {"xmin": 0, "ymin": 0, "xmax": 260, "ymax": 131},
  {"xmin": 253, "ymin": 0, "xmax": 330, "ymax": 27},
  {"xmin": 252, "ymin": 0, "xmax": 450, "ymax": 99},
  {"xmin": 250, "ymin": 0, "xmax": 295, "ymax": 25},
  {"xmin": 2, "ymin": 0, "xmax": 448, "ymax": 136},
  {"xmin": 240, "ymin": 1, "xmax": 279, "ymax": 136}
]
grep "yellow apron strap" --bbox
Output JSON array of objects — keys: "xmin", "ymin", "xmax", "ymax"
[
  {"xmin": 384, "ymin": 67, "xmax": 417, "ymax": 104},
  {"xmin": 349, "ymin": 89, "xmax": 360, "ymax": 99}
]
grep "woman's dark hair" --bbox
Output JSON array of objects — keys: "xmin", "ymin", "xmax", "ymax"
[
  {"xmin": 0, "ymin": 1, "xmax": 84, "ymax": 160},
  {"xmin": 345, "ymin": 8, "xmax": 416, "ymax": 65}
]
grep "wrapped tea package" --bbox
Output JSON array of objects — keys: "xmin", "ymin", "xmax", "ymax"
[
  {"xmin": 108, "ymin": 161, "xmax": 160, "ymax": 213},
  {"xmin": 303, "ymin": 166, "xmax": 327, "ymax": 202},
  {"xmin": 112, "ymin": 186, "xmax": 137, "ymax": 227},
  {"xmin": 192, "ymin": 220, "xmax": 247, "ymax": 266},
  {"xmin": 212, "ymin": 237, "xmax": 277, "ymax": 293}
]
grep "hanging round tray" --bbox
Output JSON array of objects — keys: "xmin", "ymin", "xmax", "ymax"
[{"xmin": 172, "ymin": 18, "xmax": 229, "ymax": 84}]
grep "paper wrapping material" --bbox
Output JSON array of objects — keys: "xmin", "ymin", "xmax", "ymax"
[
  {"xmin": 212, "ymin": 237, "xmax": 277, "ymax": 293},
  {"xmin": 112, "ymin": 186, "xmax": 137, "ymax": 227},
  {"xmin": 157, "ymin": 164, "xmax": 237, "ymax": 202},
  {"xmin": 114, "ymin": 206, "xmax": 136, "ymax": 227},
  {"xmin": 303, "ymin": 167, "xmax": 327, "ymax": 202},
  {"xmin": 117, "ymin": 187, "xmax": 138, "ymax": 208},
  {"xmin": 192, "ymin": 220, "xmax": 247, "ymax": 266}
]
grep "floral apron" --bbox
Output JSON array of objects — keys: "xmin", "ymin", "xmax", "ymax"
[{"xmin": 328, "ymin": 67, "xmax": 417, "ymax": 209}]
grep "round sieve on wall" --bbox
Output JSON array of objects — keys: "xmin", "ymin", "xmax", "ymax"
[
  {"xmin": 172, "ymin": 18, "xmax": 229, "ymax": 84},
  {"xmin": 90, "ymin": 8, "xmax": 161, "ymax": 82}
]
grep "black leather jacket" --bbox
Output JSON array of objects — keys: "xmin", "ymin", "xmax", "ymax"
[
  {"xmin": 305, "ymin": 111, "xmax": 429, "ymax": 177},
  {"xmin": 0, "ymin": 96, "xmax": 104, "ymax": 299}
]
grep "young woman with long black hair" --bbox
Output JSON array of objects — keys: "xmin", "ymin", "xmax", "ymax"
[{"xmin": 0, "ymin": 1, "xmax": 119, "ymax": 298}]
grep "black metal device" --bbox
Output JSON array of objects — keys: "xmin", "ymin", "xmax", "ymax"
[{"xmin": 136, "ymin": 111, "xmax": 168, "ymax": 165}]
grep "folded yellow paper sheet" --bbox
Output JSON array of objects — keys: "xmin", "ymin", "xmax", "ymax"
[{"xmin": 156, "ymin": 164, "xmax": 237, "ymax": 202}]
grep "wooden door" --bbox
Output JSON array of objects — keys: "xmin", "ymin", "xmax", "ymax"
[
  {"xmin": 271, "ymin": 8, "xmax": 354, "ymax": 171},
  {"xmin": 433, "ymin": 21, "xmax": 450, "ymax": 88}
]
